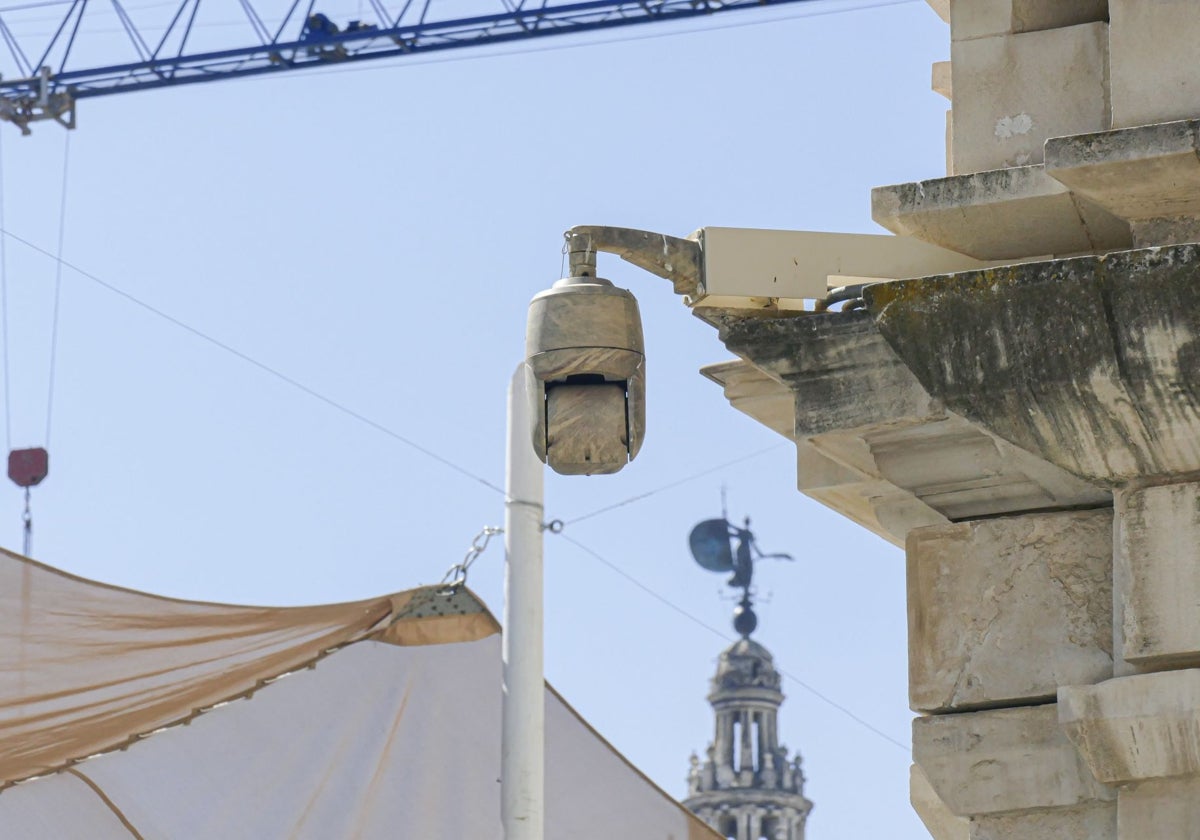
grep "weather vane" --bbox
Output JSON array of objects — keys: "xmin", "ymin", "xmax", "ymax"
[{"xmin": 688, "ymin": 490, "xmax": 792, "ymax": 638}]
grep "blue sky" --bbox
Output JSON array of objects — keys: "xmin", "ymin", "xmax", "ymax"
[{"xmin": 0, "ymin": 1, "xmax": 948, "ymax": 835}]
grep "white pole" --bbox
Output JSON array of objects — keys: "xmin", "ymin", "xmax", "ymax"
[{"xmin": 503, "ymin": 364, "xmax": 545, "ymax": 840}]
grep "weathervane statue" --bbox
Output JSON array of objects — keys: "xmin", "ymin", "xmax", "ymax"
[{"xmin": 688, "ymin": 497, "xmax": 793, "ymax": 638}]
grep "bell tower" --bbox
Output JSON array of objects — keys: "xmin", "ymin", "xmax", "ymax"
[{"xmin": 684, "ymin": 513, "xmax": 812, "ymax": 839}]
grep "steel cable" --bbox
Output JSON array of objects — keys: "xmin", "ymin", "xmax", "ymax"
[
  {"xmin": 0, "ymin": 128, "xmax": 10, "ymax": 452},
  {"xmin": 554, "ymin": 531, "xmax": 910, "ymax": 753},
  {"xmin": 44, "ymin": 129, "xmax": 69, "ymax": 446}
]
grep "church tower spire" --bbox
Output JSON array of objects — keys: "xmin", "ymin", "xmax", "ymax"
[{"xmin": 684, "ymin": 512, "xmax": 812, "ymax": 840}]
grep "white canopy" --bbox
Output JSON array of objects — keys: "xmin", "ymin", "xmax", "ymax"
[{"xmin": 0, "ymin": 548, "xmax": 716, "ymax": 839}]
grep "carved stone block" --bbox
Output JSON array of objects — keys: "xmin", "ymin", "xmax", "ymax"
[
  {"xmin": 908, "ymin": 510, "xmax": 1113, "ymax": 713},
  {"xmin": 914, "ymin": 704, "xmax": 1115, "ymax": 818}
]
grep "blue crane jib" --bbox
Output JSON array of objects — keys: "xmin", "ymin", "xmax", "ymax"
[{"xmin": 0, "ymin": 0, "xmax": 817, "ymax": 133}]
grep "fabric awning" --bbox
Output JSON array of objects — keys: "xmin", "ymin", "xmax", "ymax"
[{"xmin": 0, "ymin": 548, "xmax": 715, "ymax": 839}]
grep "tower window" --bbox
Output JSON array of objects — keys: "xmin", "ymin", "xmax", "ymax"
[
  {"xmin": 731, "ymin": 719, "xmax": 741, "ymax": 772},
  {"xmin": 752, "ymin": 714, "xmax": 762, "ymax": 773}
]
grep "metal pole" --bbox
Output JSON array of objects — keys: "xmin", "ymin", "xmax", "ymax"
[{"xmin": 502, "ymin": 364, "xmax": 545, "ymax": 840}]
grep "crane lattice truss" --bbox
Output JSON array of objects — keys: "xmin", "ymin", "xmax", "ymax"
[{"xmin": 0, "ymin": 0, "xmax": 814, "ymax": 132}]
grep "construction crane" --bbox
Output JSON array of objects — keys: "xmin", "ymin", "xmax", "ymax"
[{"xmin": 0, "ymin": 0, "xmax": 816, "ymax": 133}]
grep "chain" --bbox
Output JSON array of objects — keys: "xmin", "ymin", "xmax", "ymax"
[
  {"xmin": 21, "ymin": 487, "xmax": 31, "ymax": 557},
  {"xmin": 439, "ymin": 526, "xmax": 504, "ymax": 595}
]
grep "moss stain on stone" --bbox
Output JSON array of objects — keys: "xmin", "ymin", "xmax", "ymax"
[{"xmin": 863, "ymin": 244, "xmax": 1200, "ymax": 485}]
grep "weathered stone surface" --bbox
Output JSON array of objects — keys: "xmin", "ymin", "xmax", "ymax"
[
  {"xmin": 948, "ymin": 0, "xmax": 1016, "ymax": 40},
  {"xmin": 872, "ymin": 165, "xmax": 1131, "ymax": 260},
  {"xmin": 865, "ymin": 244, "xmax": 1200, "ymax": 485},
  {"xmin": 932, "ymin": 60, "xmax": 952, "ymax": 101},
  {"xmin": 1060, "ymin": 670, "xmax": 1200, "ymax": 785},
  {"xmin": 1115, "ymin": 482, "xmax": 1200, "ymax": 668},
  {"xmin": 1110, "ymin": 0, "xmax": 1200, "ymax": 129},
  {"xmin": 945, "ymin": 110, "xmax": 953, "ymax": 177},
  {"xmin": 795, "ymin": 435, "xmax": 948, "ymax": 549},
  {"xmin": 968, "ymin": 804, "xmax": 1115, "ymax": 840},
  {"xmin": 908, "ymin": 510, "xmax": 1113, "ymax": 714},
  {"xmin": 715, "ymin": 311, "xmax": 938, "ymax": 436},
  {"xmin": 700, "ymin": 360, "xmax": 793, "ymax": 440},
  {"xmin": 1118, "ymin": 777, "xmax": 1200, "ymax": 840},
  {"xmin": 701, "ymin": 357, "xmax": 948, "ymax": 548},
  {"xmin": 1008, "ymin": 0, "xmax": 1106, "ymax": 34},
  {"xmin": 1045, "ymin": 120, "xmax": 1200, "ymax": 245},
  {"xmin": 950, "ymin": 24, "xmax": 1109, "ymax": 173},
  {"xmin": 864, "ymin": 420, "xmax": 1107, "ymax": 521},
  {"xmin": 911, "ymin": 764, "xmax": 969, "ymax": 840},
  {"xmin": 914, "ymin": 704, "xmax": 1115, "ymax": 817},
  {"xmin": 1128, "ymin": 217, "xmax": 1200, "ymax": 249},
  {"xmin": 1045, "ymin": 121, "xmax": 1200, "ymax": 218},
  {"xmin": 949, "ymin": 0, "xmax": 1107, "ymax": 41},
  {"xmin": 701, "ymin": 313, "xmax": 1109, "ymax": 546}
]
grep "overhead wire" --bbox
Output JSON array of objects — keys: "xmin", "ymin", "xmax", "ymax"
[
  {"xmin": 3, "ymin": 0, "xmax": 909, "ymax": 632},
  {"xmin": 0, "ymin": 226, "xmax": 802, "ymax": 520},
  {"xmin": 3, "ymin": 223, "xmax": 815, "ymax": 641},
  {"xmin": 0, "ymin": 0, "xmax": 916, "ymax": 764},
  {"xmin": 0, "ymin": 225, "xmax": 511, "ymax": 497},
  {"xmin": 560, "ymin": 443, "xmax": 787, "ymax": 527},
  {"xmin": 554, "ymin": 531, "xmax": 910, "ymax": 753},
  {"xmin": 0, "ymin": 35, "xmax": 907, "ymax": 747}
]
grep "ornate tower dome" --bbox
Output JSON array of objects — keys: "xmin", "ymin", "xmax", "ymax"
[
  {"xmin": 684, "ymin": 512, "xmax": 812, "ymax": 840},
  {"xmin": 685, "ymin": 635, "xmax": 812, "ymax": 840},
  {"xmin": 711, "ymin": 638, "xmax": 782, "ymax": 701}
]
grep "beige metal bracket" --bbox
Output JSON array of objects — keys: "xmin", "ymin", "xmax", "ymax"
[{"xmin": 564, "ymin": 224, "xmax": 1000, "ymax": 312}]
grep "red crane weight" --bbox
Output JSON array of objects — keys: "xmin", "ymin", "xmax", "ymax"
[{"xmin": 8, "ymin": 448, "xmax": 48, "ymax": 488}]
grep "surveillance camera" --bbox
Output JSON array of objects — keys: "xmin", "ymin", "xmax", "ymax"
[{"xmin": 525, "ymin": 276, "xmax": 645, "ymax": 475}]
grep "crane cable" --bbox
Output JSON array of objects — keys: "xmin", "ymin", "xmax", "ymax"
[
  {"xmin": 0, "ymin": 130, "xmax": 70, "ymax": 557},
  {"xmin": 0, "ymin": 127, "xmax": 23, "ymax": 557},
  {"xmin": 18, "ymin": 129, "xmax": 70, "ymax": 558},
  {"xmin": 0, "ymin": 126, "xmax": 11, "ymax": 455},
  {"xmin": 45, "ymin": 129, "xmax": 69, "ymax": 447},
  {"xmin": 0, "ymin": 125, "xmax": 26, "ymax": 558}
]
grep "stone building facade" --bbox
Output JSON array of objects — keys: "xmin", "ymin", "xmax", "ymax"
[
  {"xmin": 685, "ymin": 636, "xmax": 812, "ymax": 840},
  {"xmin": 584, "ymin": 1, "xmax": 1200, "ymax": 836},
  {"xmin": 680, "ymin": 3, "xmax": 1200, "ymax": 836}
]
